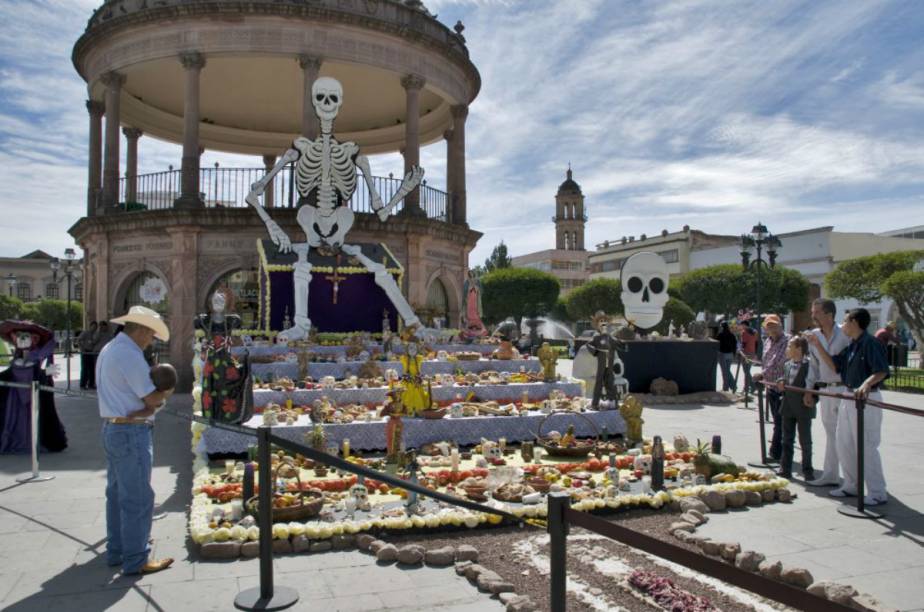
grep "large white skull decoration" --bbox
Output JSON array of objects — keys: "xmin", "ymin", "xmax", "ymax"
[
  {"xmin": 621, "ymin": 252, "xmax": 669, "ymax": 329},
  {"xmin": 312, "ymin": 77, "xmax": 343, "ymax": 122}
]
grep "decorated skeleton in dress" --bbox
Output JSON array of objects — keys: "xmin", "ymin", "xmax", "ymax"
[{"xmin": 246, "ymin": 77, "xmax": 426, "ymax": 341}]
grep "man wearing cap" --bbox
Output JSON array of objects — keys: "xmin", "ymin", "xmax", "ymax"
[
  {"xmin": 752, "ymin": 314, "xmax": 789, "ymax": 462},
  {"xmin": 808, "ymin": 308, "xmax": 890, "ymax": 505},
  {"xmin": 96, "ymin": 306, "xmax": 174, "ymax": 575}
]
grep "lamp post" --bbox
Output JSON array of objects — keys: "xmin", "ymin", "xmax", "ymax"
[
  {"xmin": 741, "ymin": 223, "xmax": 782, "ymax": 469},
  {"xmin": 5, "ymin": 273, "xmax": 15, "ymax": 298},
  {"xmin": 51, "ymin": 250, "xmax": 77, "ymax": 390}
]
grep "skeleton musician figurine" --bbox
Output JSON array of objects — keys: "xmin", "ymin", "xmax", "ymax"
[{"xmin": 246, "ymin": 77, "xmax": 426, "ymax": 340}]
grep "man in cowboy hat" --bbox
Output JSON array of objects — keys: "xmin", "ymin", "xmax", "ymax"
[
  {"xmin": 96, "ymin": 306, "xmax": 174, "ymax": 575},
  {"xmin": 752, "ymin": 314, "xmax": 790, "ymax": 462}
]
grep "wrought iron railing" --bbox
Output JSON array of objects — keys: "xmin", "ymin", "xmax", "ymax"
[{"xmin": 118, "ymin": 164, "xmax": 449, "ymax": 222}]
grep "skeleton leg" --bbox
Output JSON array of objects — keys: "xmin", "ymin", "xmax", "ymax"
[
  {"xmin": 279, "ymin": 245, "xmax": 312, "ymax": 341},
  {"xmin": 341, "ymin": 244, "xmax": 421, "ymax": 328}
]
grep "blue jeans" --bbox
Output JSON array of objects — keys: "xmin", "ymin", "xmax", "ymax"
[
  {"xmin": 719, "ymin": 353, "xmax": 736, "ymax": 391},
  {"xmin": 102, "ymin": 422, "xmax": 154, "ymax": 573}
]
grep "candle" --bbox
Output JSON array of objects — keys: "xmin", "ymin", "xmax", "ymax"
[
  {"xmin": 450, "ymin": 449, "xmax": 460, "ymax": 472},
  {"xmin": 521, "ymin": 390, "xmax": 529, "ymax": 406},
  {"xmin": 498, "ymin": 438, "xmax": 507, "ymax": 454},
  {"xmin": 342, "ymin": 438, "xmax": 351, "ymax": 458},
  {"xmin": 225, "ymin": 459, "xmax": 235, "ymax": 474},
  {"xmin": 285, "ymin": 398, "xmax": 293, "ymax": 411}
]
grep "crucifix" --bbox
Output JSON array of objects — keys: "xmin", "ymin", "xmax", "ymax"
[{"xmin": 325, "ymin": 254, "xmax": 347, "ymax": 304}]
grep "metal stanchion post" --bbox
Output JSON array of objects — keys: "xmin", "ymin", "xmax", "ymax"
[
  {"xmin": 838, "ymin": 397, "xmax": 882, "ymax": 519},
  {"xmin": 16, "ymin": 381, "xmax": 55, "ymax": 484},
  {"xmin": 749, "ymin": 386, "xmax": 778, "ymax": 468},
  {"xmin": 548, "ymin": 492, "xmax": 570, "ymax": 612},
  {"xmin": 235, "ymin": 427, "xmax": 298, "ymax": 611}
]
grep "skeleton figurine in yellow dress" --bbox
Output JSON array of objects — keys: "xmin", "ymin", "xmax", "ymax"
[
  {"xmin": 397, "ymin": 329, "xmax": 431, "ymax": 416},
  {"xmin": 537, "ymin": 342, "xmax": 558, "ymax": 382},
  {"xmin": 619, "ymin": 395, "xmax": 644, "ymax": 447}
]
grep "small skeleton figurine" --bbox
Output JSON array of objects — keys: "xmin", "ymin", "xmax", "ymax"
[
  {"xmin": 349, "ymin": 483, "xmax": 371, "ymax": 512},
  {"xmin": 246, "ymin": 77, "xmax": 425, "ymax": 341}
]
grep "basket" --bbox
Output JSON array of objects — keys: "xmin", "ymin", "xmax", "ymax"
[
  {"xmin": 246, "ymin": 461, "xmax": 324, "ymax": 523},
  {"xmin": 536, "ymin": 411, "xmax": 600, "ymax": 458}
]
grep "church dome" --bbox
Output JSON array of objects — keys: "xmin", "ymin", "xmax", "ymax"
[{"xmin": 557, "ymin": 168, "xmax": 582, "ymax": 195}]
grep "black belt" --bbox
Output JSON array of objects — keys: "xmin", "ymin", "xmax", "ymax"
[{"xmin": 816, "ymin": 382, "xmax": 843, "ymax": 388}]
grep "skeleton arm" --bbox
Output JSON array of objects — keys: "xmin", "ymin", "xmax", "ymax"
[
  {"xmin": 355, "ymin": 155, "xmax": 425, "ymax": 221},
  {"xmin": 245, "ymin": 148, "xmax": 300, "ymax": 252}
]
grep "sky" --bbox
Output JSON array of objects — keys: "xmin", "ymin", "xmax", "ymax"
[{"xmin": 1, "ymin": 0, "xmax": 923, "ymax": 266}]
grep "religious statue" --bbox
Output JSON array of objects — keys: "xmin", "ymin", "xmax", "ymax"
[
  {"xmin": 536, "ymin": 342, "xmax": 558, "ymax": 382},
  {"xmin": 619, "ymin": 395, "xmax": 644, "ymax": 447},
  {"xmin": 381, "ymin": 388, "xmax": 406, "ymax": 464},
  {"xmin": 397, "ymin": 329, "xmax": 431, "ymax": 415},
  {"xmin": 195, "ymin": 289, "xmax": 253, "ymax": 424},
  {"xmin": 460, "ymin": 270, "xmax": 487, "ymax": 342},
  {"xmin": 586, "ymin": 311, "xmax": 626, "ymax": 409},
  {"xmin": 0, "ymin": 321, "xmax": 67, "ymax": 453},
  {"xmin": 381, "ymin": 308, "xmax": 394, "ymax": 354},
  {"xmin": 245, "ymin": 77, "xmax": 427, "ymax": 341}
]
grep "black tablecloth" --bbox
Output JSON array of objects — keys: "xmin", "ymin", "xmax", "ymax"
[{"xmin": 618, "ymin": 340, "xmax": 718, "ymax": 394}]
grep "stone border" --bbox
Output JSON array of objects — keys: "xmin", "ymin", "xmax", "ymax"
[{"xmin": 668, "ymin": 493, "xmax": 892, "ymax": 611}]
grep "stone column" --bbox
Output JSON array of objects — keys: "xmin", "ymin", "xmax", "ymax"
[
  {"xmin": 262, "ymin": 154, "xmax": 276, "ymax": 208},
  {"xmin": 400, "ymin": 74, "xmax": 426, "ymax": 216},
  {"xmin": 86, "ymin": 100, "xmax": 104, "ymax": 217},
  {"xmin": 95, "ymin": 235, "xmax": 110, "ymax": 321},
  {"xmin": 443, "ymin": 129, "xmax": 454, "ymax": 223},
  {"xmin": 449, "ymin": 104, "xmax": 468, "ymax": 225},
  {"xmin": 299, "ymin": 55, "xmax": 321, "ymax": 140},
  {"xmin": 166, "ymin": 227, "xmax": 198, "ymax": 392},
  {"xmin": 123, "ymin": 127, "xmax": 142, "ymax": 204},
  {"xmin": 175, "ymin": 52, "xmax": 206, "ymax": 209},
  {"xmin": 101, "ymin": 72, "xmax": 125, "ymax": 211}
]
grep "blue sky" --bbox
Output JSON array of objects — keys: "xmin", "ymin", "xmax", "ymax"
[{"xmin": 1, "ymin": 0, "xmax": 923, "ymax": 265}]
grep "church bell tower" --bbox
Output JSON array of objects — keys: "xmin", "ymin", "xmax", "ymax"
[{"xmin": 554, "ymin": 167, "xmax": 586, "ymax": 251}]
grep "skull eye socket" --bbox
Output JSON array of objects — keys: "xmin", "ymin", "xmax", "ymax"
[
  {"xmin": 627, "ymin": 276, "xmax": 643, "ymax": 293},
  {"xmin": 315, "ymin": 94, "xmax": 325, "ymax": 102},
  {"xmin": 649, "ymin": 277, "xmax": 665, "ymax": 294},
  {"xmin": 330, "ymin": 95, "xmax": 339, "ymax": 103}
]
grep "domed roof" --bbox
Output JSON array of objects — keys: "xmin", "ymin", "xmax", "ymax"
[{"xmin": 557, "ymin": 168, "xmax": 582, "ymax": 195}]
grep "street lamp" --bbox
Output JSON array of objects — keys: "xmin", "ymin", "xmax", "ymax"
[
  {"xmin": 741, "ymin": 223, "xmax": 782, "ymax": 469},
  {"xmin": 51, "ymin": 250, "xmax": 77, "ymax": 391},
  {"xmin": 5, "ymin": 273, "xmax": 15, "ymax": 297}
]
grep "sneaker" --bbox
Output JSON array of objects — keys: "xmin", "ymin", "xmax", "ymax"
[
  {"xmin": 863, "ymin": 495, "xmax": 887, "ymax": 506},
  {"xmin": 829, "ymin": 487, "xmax": 857, "ymax": 498}
]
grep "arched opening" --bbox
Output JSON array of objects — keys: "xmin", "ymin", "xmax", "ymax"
[
  {"xmin": 425, "ymin": 278, "xmax": 450, "ymax": 329},
  {"xmin": 205, "ymin": 268, "xmax": 261, "ymax": 329},
  {"xmin": 118, "ymin": 271, "xmax": 170, "ymax": 360}
]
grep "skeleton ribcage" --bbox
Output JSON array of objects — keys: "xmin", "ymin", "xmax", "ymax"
[{"xmin": 295, "ymin": 139, "xmax": 357, "ymax": 210}]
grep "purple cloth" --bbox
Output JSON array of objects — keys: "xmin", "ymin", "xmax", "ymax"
[{"xmin": 0, "ymin": 339, "xmax": 67, "ymax": 454}]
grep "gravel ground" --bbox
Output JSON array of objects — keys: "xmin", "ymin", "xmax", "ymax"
[{"xmin": 387, "ymin": 508, "xmax": 793, "ymax": 612}]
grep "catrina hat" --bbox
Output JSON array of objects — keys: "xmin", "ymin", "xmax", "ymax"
[{"xmin": 0, "ymin": 320, "xmax": 54, "ymax": 347}]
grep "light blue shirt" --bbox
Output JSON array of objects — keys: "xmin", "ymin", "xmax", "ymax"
[
  {"xmin": 808, "ymin": 325, "xmax": 850, "ymax": 384},
  {"xmin": 96, "ymin": 333, "xmax": 156, "ymax": 418}
]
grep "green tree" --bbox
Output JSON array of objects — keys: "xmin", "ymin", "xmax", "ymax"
[
  {"xmin": 0, "ymin": 295, "xmax": 23, "ymax": 320},
  {"xmin": 652, "ymin": 297, "xmax": 696, "ymax": 335},
  {"xmin": 483, "ymin": 241, "xmax": 512, "ymax": 273},
  {"xmin": 674, "ymin": 264, "xmax": 809, "ymax": 316},
  {"xmin": 826, "ymin": 250, "xmax": 924, "ymax": 346},
  {"xmin": 549, "ymin": 296, "xmax": 572, "ymax": 323},
  {"xmin": 18, "ymin": 299, "xmax": 83, "ymax": 331},
  {"xmin": 565, "ymin": 278, "xmax": 623, "ymax": 321},
  {"xmin": 481, "ymin": 268, "xmax": 560, "ymax": 326}
]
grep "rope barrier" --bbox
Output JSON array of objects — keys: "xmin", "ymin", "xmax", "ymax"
[{"xmin": 758, "ymin": 380, "xmax": 924, "ymax": 416}]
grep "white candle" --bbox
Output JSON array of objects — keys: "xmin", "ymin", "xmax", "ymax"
[{"xmin": 450, "ymin": 449, "xmax": 460, "ymax": 472}]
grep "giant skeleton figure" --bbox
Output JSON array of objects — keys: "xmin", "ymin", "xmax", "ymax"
[{"xmin": 246, "ymin": 77, "xmax": 426, "ymax": 341}]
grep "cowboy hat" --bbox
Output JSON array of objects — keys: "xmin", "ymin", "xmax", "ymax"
[
  {"xmin": 111, "ymin": 306, "xmax": 170, "ymax": 341},
  {"xmin": 761, "ymin": 314, "xmax": 782, "ymax": 328}
]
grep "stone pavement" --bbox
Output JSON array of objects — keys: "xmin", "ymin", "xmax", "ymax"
[{"xmin": 0, "ymin": 389, "xmax": 504, "ymax": 612}]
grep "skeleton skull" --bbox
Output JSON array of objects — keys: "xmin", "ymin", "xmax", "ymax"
[
  {"xmin": 14, "ymin": 331, "xmax": 33, "ymax": 350},
  {"xmin": 350, "ymin": 483, "xmax": 370, "ymax": 511},
  {"xmin": 621, "ymin": 251, "xmax": 669, "ymax": 329},
  {"xmin": 312, "ymin": 77, "xmax": 343, "ymax": 122},
  {"xmin": 484, "ymin": 443, "xmax": 502, "ymax": 461}
]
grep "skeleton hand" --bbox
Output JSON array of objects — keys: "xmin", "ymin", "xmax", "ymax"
[
  {"xmin": 403, "ymin": 166, "xmax": 425, "ymax": 191},
  {"xmin": 45, "ymin": 363, "xmax": 61, "ymax": 378},
  {"xmin": 265, "ymin": 218, "xmax": 292, "ymax": 253}
]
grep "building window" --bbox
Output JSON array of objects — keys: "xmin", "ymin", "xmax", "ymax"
[
  {"xmin": 17, "ymin": 283, "xmax": 31, "ymax": 301},
  {"xmin": 46, "ymin": 283, "xmax": 59, "ymax": 299},
  {"xmin": 207, "ymin": 269, "xmax": 260, "ymax": 329},
  {"xmin": 659, "ymin": 249, "xmax": 679, "ymax": 264}
]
